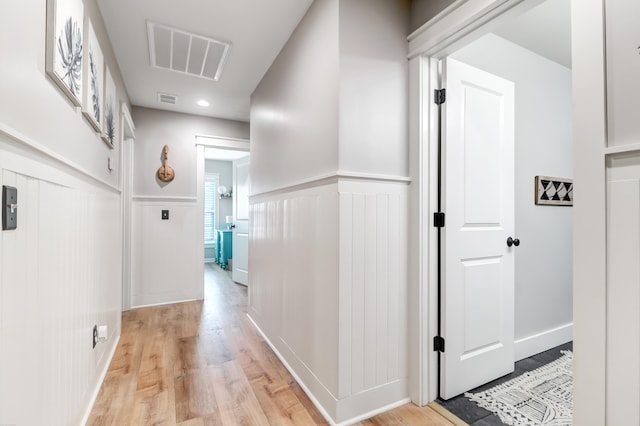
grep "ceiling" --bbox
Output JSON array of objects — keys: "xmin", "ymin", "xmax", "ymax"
[
  {"xmin": 493, "ymin": 0, "xmax": 572, "ymax": 69},
  {"xmin": 97, "ymin": 0, "xmax": 314, "ymax": 122},
  {"xmin": 98, "ymin": 0, "xmax": 571, "ymax": 125}
]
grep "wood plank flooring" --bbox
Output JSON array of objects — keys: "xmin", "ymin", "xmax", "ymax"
[{"xmin": 88, "ymin": 264, "xmax": 455, "ymax": 425}]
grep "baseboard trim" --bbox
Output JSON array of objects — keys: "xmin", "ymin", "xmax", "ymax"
[
  {"xmin": 79, "ymin": 334, "xmax": 120, "ymax": 425},
  {"xmin": 246, "ymin": 313, "xmax": 410, "ymax": 425},
  {"xmin": 131, "ymin": 298, "xmax": 199, "ymax": 310},
  {"xmin": 336, "ymin": 397, "xmax": 411, "ymax": 426},
  {"xmin": 515, "ymin": 323, "xmax": 573, "ymax": 361},
  {"xmin": 246, "ymin": 314, "xmax": 339, "ymax": 425}
]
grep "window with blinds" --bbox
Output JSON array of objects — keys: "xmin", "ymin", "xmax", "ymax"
[{"xmin": 204, "ymin": 173, "xmax": 219, "ymax": 242}]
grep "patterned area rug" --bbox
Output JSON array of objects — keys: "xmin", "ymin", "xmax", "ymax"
[{"xmin": 465, "ymin": 351, "xmax": 573, "ymax": 425}]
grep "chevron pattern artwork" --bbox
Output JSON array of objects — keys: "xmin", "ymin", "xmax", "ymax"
[{"xmin": 535, "ymin": 176, "xmax": 573, "ymax": 206}]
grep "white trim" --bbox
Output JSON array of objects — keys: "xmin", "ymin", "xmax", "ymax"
[
  {"xmin": 131, "ymin": 298, "xmax": 199, "ymax": 310},
  {"xmin": 79, "ymin": 335, "xmax": 121, "ymax": 426},
  {"xmin": 514, "ymin": 324, "xmax": 573, "ymax": 361},
  {"xmin": 334, "ymin": 170, "xmax": 411, "ymax": 183},
  {"xmin": 408, "ymin": 0, "xmax": 545, "ymax": 59},
  {"xmin": 195, "ymin": 134, "xmax": 250, "ymax": 151},
  {"xmin": 121, "ymin": 102, "xmax": 136, "ymax": 139},
  {"xmin": 246, "ymin": 314, "xmax": 338, "ymax": 425},
  {"xmin": 246, "ymin": 313, "xmax": 410, "ymax": 426},
  {"xmin": 121, "ymin": 103, "xmax": 136, "ymax": 312},
  {"xmin": 408, "ymin": 0, "xmax": 570, "ymax": 405},
  {"xmin": 0, "ymin": 123, "xmax": 120, "ymax": 192},
  {"xmin": 337, "ymin": 399, "xmax": 412, "ymax": 426},
  {"xmin": 571, "ymin": 1, "xmax": 607, "ymax": 423},
  {"xmin": 132, "ymin": 195, "xmax": 198, "ymax": 203},
  {"xmin": 604, "ymin": 143, "xmax": 640, "ymax": 156},
  {"xmin": 250, "ymin": 171, "xmax": 411, "ymax": 200}
]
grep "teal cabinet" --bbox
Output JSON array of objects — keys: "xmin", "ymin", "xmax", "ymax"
[{"xmin": 216, "ymin": 230, "xmax": 233, "ymax": 269}]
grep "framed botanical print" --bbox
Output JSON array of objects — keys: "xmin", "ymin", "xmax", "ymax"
[
  {"xmin": 102, "ymin": 66, "xmax": 117, "ymax": 148},
  {"xmin": 46, "ymin": 0, "xmax": 84, "ymax": 106},
  {"xmin": 82, "ymin": 17, "xmax": 104, "ymax": 132}
]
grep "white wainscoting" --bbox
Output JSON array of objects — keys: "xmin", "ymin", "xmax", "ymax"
[
  {"xmin": 131, "ymin": 197, "xmax": 203, "ymax": 307},
  {"xmin": 0, "ymin": 139, "xmax": 122, "ymax": 425},
  {"xmin": 248, "ymin": 177, "xmax": 409, "ymax": 425},
  {"xmin": 514, "ymin": 323, "xmax": 573, "ymax": 361},
  {"xmin": 606, "ymin": 153, "xmax": 640, "ymax": 425}
]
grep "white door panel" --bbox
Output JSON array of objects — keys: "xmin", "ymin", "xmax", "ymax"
[
  {"xmin": 232, "ymin": 156, "xmax": 250, "ymax": 286},
  {"xmin": 441, "ymin": 57, "xmax": 515, "ymax": 399}
]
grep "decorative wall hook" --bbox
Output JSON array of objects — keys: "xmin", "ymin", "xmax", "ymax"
[{"xmin": 157, "ymin": 144, "xmax": 175, "ymax": 182}]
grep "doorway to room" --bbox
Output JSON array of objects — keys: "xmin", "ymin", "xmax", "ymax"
[
  {"xmin": 412, "ymin": 0, "xmax": 574, "ymax": 402},
  {"xmin": 196, "ymin": 136, "xmax": 250, "ymax": 296}
]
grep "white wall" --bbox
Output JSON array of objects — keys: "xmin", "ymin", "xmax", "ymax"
[
  {"xmin": 0, "ymin": 0, "xmax": 127, "ymax": 422},
  {"xmin": 0, "ymin": 0, "xmax": 129, "ymax": 186},
  {"xmin": 409, "ymin": 0, "xmax": 455, "ymax": 33},
  {"xmin": 250, "ymin": 0, "xmax": 411, "ymax": 423},
  {"xmin": 451, "ymin": 34, "xmax": 573, "ymax": 357},
  {"xmin": 132, "ymin": 107, "xmax": 248, "ymax": 197},
  {"xmin": 250, "ymin": 0, "xmax": 340, "ymax": 195},
  {"xmin": 338, "ymin": 0, "xmax": 409, "ymax": 178},
  {"xmin": 130, "ymin": 107, "xmax": 248, "ymax": 307}
]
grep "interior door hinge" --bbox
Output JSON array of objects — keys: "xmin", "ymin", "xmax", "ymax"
[
  {"xmin": 434, "ymin": 88, "xmax": 446, "ymax": 105},
  {"xmin": 434, "ymin": 212, "xmax": 445, "ymax": 228},
  {"xmin": 434, "ymin": 336, "xmax": 445, "ymax": 352}
]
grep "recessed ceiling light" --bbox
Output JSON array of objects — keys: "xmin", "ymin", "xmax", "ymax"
[{"xmin": 197, "ymin": 100, "xmax": 209, "ymax": 107}]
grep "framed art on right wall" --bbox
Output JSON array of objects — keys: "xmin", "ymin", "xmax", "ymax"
[{"xmin": 535, "ymin": 176, "xmax": 573, "ymax": 206}]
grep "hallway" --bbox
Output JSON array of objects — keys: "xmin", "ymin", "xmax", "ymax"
[{"xmin": 87, "ymin": 264, "xmax": 455, "ymax": 425}]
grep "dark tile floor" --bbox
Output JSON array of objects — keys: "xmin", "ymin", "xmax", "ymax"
[{"xmin": 437, "ymin": 341, "xmax": 573, "ymax": 425}]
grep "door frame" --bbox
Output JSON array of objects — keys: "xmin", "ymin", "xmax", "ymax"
[
  {"xmin": 407, "ymin": 0, "xmax": 550, "ymax": 405},
  {"xmin": 195, "ymin": 135, "xmax": 250, "ymax": 285},
  {"xmin": 120, "ymin": 102, "xmax": 136, "ymax": 311}
]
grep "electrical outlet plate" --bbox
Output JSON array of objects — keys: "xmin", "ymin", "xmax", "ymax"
[
  {"xmin": 2, "ymin": 185, "xmax": 17, "ymax": 230},
  {"xmin": 162, "ymin": 209, "xmax": 169, "ymax": 220}
]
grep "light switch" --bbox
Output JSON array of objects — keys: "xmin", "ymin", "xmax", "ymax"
[
  {"xmin": 2, "ymin": 185, "xmax": 17, "ymax": 231},
  {"xmin": 162, "ymin": 209, "xmax": 169, "ymax": 220}
]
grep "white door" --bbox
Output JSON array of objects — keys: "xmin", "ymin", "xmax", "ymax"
[
  {"xmin": 232, "ymin": 156, "xmax": 250, "ymax": 286},
  {"xmin": 441, "ymin": 57, "xmax": 516, "ymax": 399}
]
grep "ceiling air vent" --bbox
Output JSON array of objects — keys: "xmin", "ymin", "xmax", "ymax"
[
  {"xmin": 157, "ymin": 92, "xmax": 178, "ymax": 105},
  {"xmin": 147, "ymin": 21, "xmax": 231, "ymax": 81}
]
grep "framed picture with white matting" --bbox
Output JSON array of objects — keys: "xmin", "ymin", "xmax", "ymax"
[
  {"xmin": 535, "ymin": 176, "xmax": 573, "ymax": 206},
  {"xmin": 46, "ymin": 0, "xmax": 84, "ymax": 106}
]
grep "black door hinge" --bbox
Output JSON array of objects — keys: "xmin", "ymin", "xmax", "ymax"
[
  {"xmin": 434, "ymin": 89, "xmax": 446, "ymax": 105},
  {"xmin": 434, "ymin": 336, "xmax": 445, "ymax": 352},
  {"xmin": 434, "ymin": 212, "xmax": 445, "ymax": 228}
]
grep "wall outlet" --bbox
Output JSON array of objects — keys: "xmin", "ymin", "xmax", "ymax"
[
  {"xmin": 161, "ymin": 209, "xmax": 169, "ymax": 220},
  {"xmin": 92, "ymin": 325, "xmax": 98, "ymax": 349}
]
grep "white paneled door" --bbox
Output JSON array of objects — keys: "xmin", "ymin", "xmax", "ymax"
[
  {"xmin": 232, "ymin": 156, "xmax": 250, "ymax": 286},
  {"xmin": 441, "ymin": 57, "xmax": 516, "ymax": 399}
]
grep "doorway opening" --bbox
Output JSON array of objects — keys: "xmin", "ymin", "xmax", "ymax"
[
  {"xmin": 411, "ymin": 0, "xmax": 574, "ymax": 405},
  {"xmin": 196, "ymin": 136, "xmax": 250, "ymax": 297}
]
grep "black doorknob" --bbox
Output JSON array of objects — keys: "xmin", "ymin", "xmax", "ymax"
[{"xmin": 507, "ymin": 237, "xmax": 520, "ymax": 247}]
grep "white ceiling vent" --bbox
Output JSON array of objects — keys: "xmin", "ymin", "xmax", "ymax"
[
  {"xmin": 147, "ymin": 21, "xmax": 231, "ymax": 81},
  {"xmin": 157, "ymin": 92, "xmax": 178, "ymax": 105}
]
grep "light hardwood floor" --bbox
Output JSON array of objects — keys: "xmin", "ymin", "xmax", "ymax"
[{"xmin": 88, "ymin": 264, "xmax": 456, "ymax": 425}]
